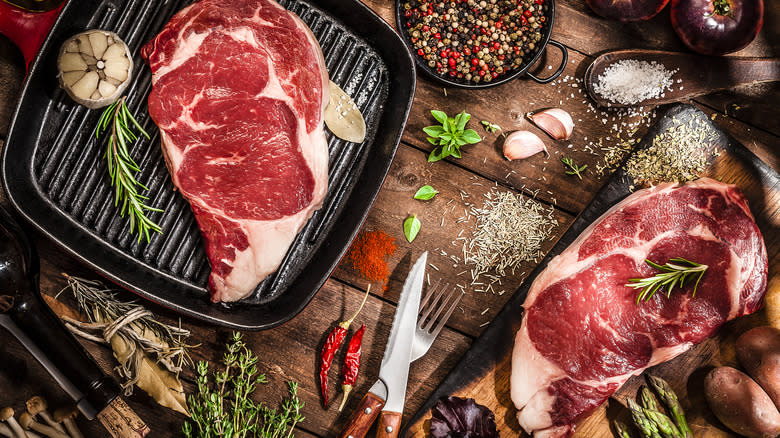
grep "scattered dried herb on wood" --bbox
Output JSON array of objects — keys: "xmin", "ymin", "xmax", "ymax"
[
  {"xmin": 56, "ymin": 274, "xmax": 193, "ymax": 415},
  {"xmin": 319, "ymin": 286, "xmax": 370, "ymax": 409},
  {"xmin": 463, "ymin": 188, "xmax": 557, "ymax": 283},
  {"xmin": 338, "ymin": 324, "xmax": 365, "ymax": 411},
  {"xmin": 625, "ymin": 116, "xmax": 718, "ymax": 186},
  {"xmin": 182, "ymin": 332, "xmax": 304, "ymax": 438}
]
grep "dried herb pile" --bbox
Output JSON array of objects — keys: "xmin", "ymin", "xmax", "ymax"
[{"xmin": 463, "ymin": 188, "xmax": 557, "ymax": 283}]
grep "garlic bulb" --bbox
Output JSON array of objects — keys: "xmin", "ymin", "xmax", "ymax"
[
  {"xmin": 503, "ymin": 131, "xmax": 548, "ymax": 161},
  {"xmin": 528, "ymin": 108, "xmax": 574, "ymax": 140},
  {"xmin": 57, "ymin": 30, "xmax": 133, "ymax": 109}
]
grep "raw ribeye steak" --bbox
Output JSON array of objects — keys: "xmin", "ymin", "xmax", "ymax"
[
  {"xmin": 511, "ymin": 178, "xmax": 767, "ymax": 437},
  {"xmin": 142, "ymin": 0, "xmax": 329, "ymax": 302}
]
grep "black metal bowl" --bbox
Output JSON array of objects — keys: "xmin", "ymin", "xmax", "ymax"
[{"xmin": 395, "ymin": 0, "xmax": 568, "ymax": 88}]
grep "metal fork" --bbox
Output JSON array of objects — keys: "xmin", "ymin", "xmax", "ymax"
[{"xmin": 411, "ymin": 279, "xmax": 463, "ymax": 361}]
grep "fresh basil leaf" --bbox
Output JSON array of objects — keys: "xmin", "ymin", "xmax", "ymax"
[
  {"xmin": 455, "ymin": 136, "xmax": 467, "ymax": 146},
  {"xmin": 423, "ymin": 125, "xmax": 444, "ymax": 137},
  {"xmin": 403, "ymin": 214, "xmax": 421, "ymax": 243},
  {"xmin": 439, "ymin": 132, "xmax": 452, "ymax": 142},
  {"xmin": 414, "ymin": 185, "xmax": 438, "ymax": 200},
  {"xmin": 427, "ymin": 136, "xmax": 439, "ymax": 145},
  {"xmin": 447, "ymin": 118, "xmax": 456, "ymax": 133},
  {"xmin": 431, "ymin": 110, "xmax": 448, "ymax": 124},
  {"xmin": 428, "ymin": 148, "xmax": 443, "ymax": 162},
  {"xmin": 461, "ymin": 129, "xmax": 481, "ymax": 144},
  {"xmin": 456, "ymin": 111, "xmax": 470, "ymax": 131},
  {"xmin": 450, "ymin": 147, "xmax": 462, "ymax": 158}
]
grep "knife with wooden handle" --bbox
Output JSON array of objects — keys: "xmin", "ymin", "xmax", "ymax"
[{"xmin": 338, "ymin": 252, "xmax": 427, "ymax": 438}]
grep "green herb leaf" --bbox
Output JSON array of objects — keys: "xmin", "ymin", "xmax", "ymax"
[
  {"xmin": 414, "ymin": 185, "xmax": 439, "ymax": 200},
  {"xmin": 423, "ymin": 109, "xmax": 482, "ymax": 163},
  {"xmin": 431, "ymin": 110, "xmax": 448, "ymax": 124},
  {"xmin": 461, "ymin": 129, "xmax": 481, "ymax": 144},
  {"xmin": 481, "ymin": 120, "xmax": 501, "ymax": 133},
  {"xmin": 423, "ymin": 125, "xmax": 444, "ymax": 137},
  {"xmin": 561, "ymin": 157, "xmax": 587, "ymax": 180},
  {"xmin": 403, "ymin": 215, "xmax": 421, "ymax": 243},
  {"xmin": 456, "ymin": 111, "xmax": 470, "ymax": 131}
]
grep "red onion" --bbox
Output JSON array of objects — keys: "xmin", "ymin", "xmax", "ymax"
[
  {"xmin": 671, "ymin": 0, "xmax": 764, "ymax": 55},
  {"xmin": 586, "ymin": 0, "xmax": 670, "ymax": 22}
]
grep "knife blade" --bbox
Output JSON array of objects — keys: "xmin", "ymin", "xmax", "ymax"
[{"xmin": 338, "ymin": 251, "xmax": 427, "ymax": 438}]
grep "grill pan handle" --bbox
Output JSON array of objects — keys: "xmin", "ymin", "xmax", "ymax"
[
  {"xmin": 0, "ymin": 205, "xmax": 120, "ymax": 419},
  {"xmin": 525, "ymin": 39, "xmax": 568, "ymax": 84}
]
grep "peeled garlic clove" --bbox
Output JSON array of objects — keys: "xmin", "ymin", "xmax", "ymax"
[
  {"xmin": 57, "ymin": 30, "xmax": 133, "ymax": 109},
  {"xmin": 503, "ymin": 131, "xmax": 548, "ymax": 161},
  {"xmin": 528, "ymin": 108, "xmax": 574, "ymax": 140}
]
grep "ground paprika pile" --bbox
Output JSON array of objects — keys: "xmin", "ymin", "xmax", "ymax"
[{"xmin": 346, "ymin": 229, "xmax": 397, "ymax": 285}]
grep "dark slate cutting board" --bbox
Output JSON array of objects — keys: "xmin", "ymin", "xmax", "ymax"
[{"xmin": 405, "ymin": 103, "xmax": 780, "ymax": 437}]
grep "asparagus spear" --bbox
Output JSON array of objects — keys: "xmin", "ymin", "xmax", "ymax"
[
  {"xmin": 613, "ymin": 420, "xmax": 634, "ymax": 438},
  {"xmin": 627, "ymin": 399, "xmax": 662, "ymax": 438},
  {"xmin": 640, "ymin": 386, "xmax": 659, "ymax": 411},
  {"xmin": 647, "ymin": 375, "xmax": 693, "ymax": 438},
  {"xmin": 643, "ymin": 407, "xmax": 683, "ymax": 438}
]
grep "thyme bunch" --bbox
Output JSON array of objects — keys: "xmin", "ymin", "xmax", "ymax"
[
  {"xmin": 183, "ymin": 332, "xmax": 304, "ymax": 438},
  {"xmin": 95, "ymin": 96, "xmax": 163, "ymax": 242}
]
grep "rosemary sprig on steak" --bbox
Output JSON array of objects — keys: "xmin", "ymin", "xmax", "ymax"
[
  {"xmin": 95, "ymin": 96, "xmax": 163, "ymax": 242},
  {"xmin": 627, "ymin": 257, "xmax": 708, "ymax": 303}
]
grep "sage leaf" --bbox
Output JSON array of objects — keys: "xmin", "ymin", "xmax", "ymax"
[
  {"xmin": 414, "ymin": 185, "xmax": 439, "ymax": 200},
  {"xmin": 404, "ymin": 215, "xmax": 421, "ymax": 242}
]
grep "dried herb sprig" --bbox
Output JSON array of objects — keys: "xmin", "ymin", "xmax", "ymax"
[
  {"xmin": 183, "ymin": 332, "xmax": 304, "ymax": 438},
  {"xmin": 57, "ymin": 274, "xmax": 194, "ymax": 382},
  {"xmin": 95, "ymin": 96, "xmax": 163, "ymax": 242},
  {"xmin": 561, "ymin": 157, "xmax": 587, "ymax": 180},
  {"xmin": 627, "ymin": 258, "xmax": 708, "ymax": 304}
]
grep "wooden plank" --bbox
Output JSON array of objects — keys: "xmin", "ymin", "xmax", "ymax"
[
  {"xmin": 404, "ymin": 105, "xmax": 780, "ymax": 437},
  {"xmin": 331, "ymin": 145, "xmax": 575, "ymax": 337}
]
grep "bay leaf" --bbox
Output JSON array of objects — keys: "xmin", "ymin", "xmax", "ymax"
[{"xmin": 110, "ymin": 333, "xmax": 189, "ymax": 416}]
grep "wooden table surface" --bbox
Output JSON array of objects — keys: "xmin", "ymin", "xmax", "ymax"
[{"xmin": 0, "ymin": 1, "xmax": 778, "ymax": 437}]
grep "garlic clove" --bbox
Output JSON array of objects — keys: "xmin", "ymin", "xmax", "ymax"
[
  {"xmin": 71, "ymin": 71, "xmax": 100, "ymax": 100},
  {"xmin": 59, "ymin": 52, "xmax": 88, "ymax": 72},
  {"xmin": 528, "ymin": 108, "xmax": 574, "ymax": 140},
  {"xmin": 89, "ymin": 32, "xmax": 108, "ymax": 59},
  {"xmin": 503, "ymin": 131, "xmax": 548, "ymax": 161},
  {"xmin": 98, "ymin": 80, "xmax": 117, "ymax": 97}
]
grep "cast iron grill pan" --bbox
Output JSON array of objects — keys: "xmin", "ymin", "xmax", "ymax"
[{"xmin": 2, "ymin": 0, "xmax": 415, "ymax": 329}]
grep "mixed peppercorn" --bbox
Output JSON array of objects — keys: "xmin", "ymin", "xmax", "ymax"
[{"xmin": 401, "ymin": 0, "xmax": 549, "ymax": 84}]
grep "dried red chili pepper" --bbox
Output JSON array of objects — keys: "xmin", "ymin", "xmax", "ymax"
[
  {"xmin": 338, "ymin": 324, "xmax": 365, "ymax": 411},
  {"xmin": 319, "ymin": 285, "xmax": 371, "ymax": 408}
]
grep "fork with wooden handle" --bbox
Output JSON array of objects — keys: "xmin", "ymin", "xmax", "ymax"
[{"xmin": 338, "ymin": 279, "xmax": 464, "ymax": 438}]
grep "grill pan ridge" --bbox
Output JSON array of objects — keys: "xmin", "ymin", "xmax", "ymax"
[{"xmin": 3, "ymin": 0, "xmax": 416, "ymax": 329}]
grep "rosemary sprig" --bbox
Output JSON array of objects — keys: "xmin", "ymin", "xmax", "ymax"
[
  {"xmin": 95, "ymin": 96, "xmax": 162, "ymax": 242},
  {"xmin": 561, "ymin": 157, "xmax": 587, "ymax": 180},
  {"xmin": 183, "ymin": 332, "xmax": 304, "ymax": 438},
  {"xmin": 627, "ymin": 258, "xmax": 708, "ymax": 304}
]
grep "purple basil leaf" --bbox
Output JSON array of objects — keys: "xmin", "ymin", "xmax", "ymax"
[{"xmin": 430, "ymin": 396, "xmax": 499, "ymax": 438}]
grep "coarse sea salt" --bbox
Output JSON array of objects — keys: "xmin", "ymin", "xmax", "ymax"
[{"xmin": 593, "ymin": 59, "xmax": 678, "ymax": 106}]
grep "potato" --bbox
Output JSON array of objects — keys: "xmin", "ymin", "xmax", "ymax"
[
  {"xmin": 704, "ymin": 366, "xmax": 780, "ymax": 438},
  {"xmin": 738, "ymin": 326, "xmax": 780, "ymax": 410}
]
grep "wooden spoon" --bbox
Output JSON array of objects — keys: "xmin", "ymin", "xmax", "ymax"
[{"xmin": 584, "ymin": 49, "xmax": 780, "ymax": 108}]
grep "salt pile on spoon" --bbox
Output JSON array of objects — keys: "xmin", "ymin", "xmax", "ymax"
[{"xmin": 593, "ymin": 59, "xmax": 678, "ymax": 106}]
